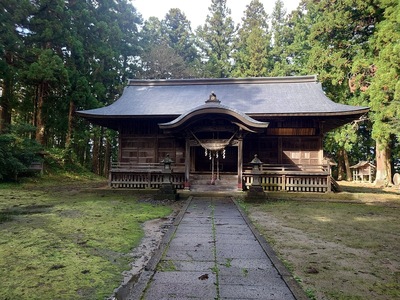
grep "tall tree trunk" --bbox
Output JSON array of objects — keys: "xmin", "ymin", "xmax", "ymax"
[
  {"xmin": 0, "ymin": 80, "xmax": 12, "ymax": 133},
  {"xmin": 103, "ymin": 136, "xmax": 111, "ymax": 177},
  {"xmin": 0, "ymin": 52, "xmax": 14, "ymax": 133},
  {"xmin": 343, "ymin": 149, "xmax": 352, "ymax": 181},
  {"xmin": 337, "ymin": 148, "xmax": 345, "ymax": 181},
  {"xmin": 92, "ymin": 128, "xmax": 100, "ymax": 175},
  {"xmin": 99, "ymin": 127, "xmax": 105, "ymax": 176},
  {"xmin": 375, "ymin": 140, "xmax": 392, "ymax": 186},
  {"xmin": 66, "ymin": 99, "xmax": 75, "ymax": 148},
  {"xmin": 35, "ymin": 82, "xmax": 46, "ymax": 145}
]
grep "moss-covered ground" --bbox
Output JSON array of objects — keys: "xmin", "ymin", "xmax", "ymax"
[
  {"xmin": 243, "ymin": 182, "xmax": 400, "ymax": 299},
  {"xmin": 0, "ymin": 177, "xmax": 172, "ymax": 299}
]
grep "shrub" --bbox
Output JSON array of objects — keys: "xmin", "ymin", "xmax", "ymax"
[{"xmin": 0, "ymin": 124, "xmax": 42, "ymax": 181}]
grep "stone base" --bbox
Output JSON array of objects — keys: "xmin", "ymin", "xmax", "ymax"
[
  {"xmin": 154, "ymin": 183, "xmax": 179, "ymax": 200},
  {"xmin": 244, "ymin": 185, "xmax": 266, "ymax": 202}
]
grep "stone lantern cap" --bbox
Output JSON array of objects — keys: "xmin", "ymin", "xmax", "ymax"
[
  {"xmin": 250, "ymin": 154, "xmax": 263, "ymax": 165},
  {"xmin": 161, "ymin": 154, "xmax": 174, "ymax": 169},
  {"xmin": 250, "ymin": 154, "xmax": 263, "ymax": 171}
]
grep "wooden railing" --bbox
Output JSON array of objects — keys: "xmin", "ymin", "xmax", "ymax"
[
  {"xmin": 243, "ymin": 163, "xmax": 331, "ymax": 192},
  {"xmin": 243, "ymin": 173, "xmax": 330, "ymax": 192},
  {"xmin": 243, "ymin": 163, "xmax": 330, "ymax": 174},
  {"xmin": 109, "ymin": 162, "xmax": 185, "ymax": 189},
  {"xmin": 109, "ymin": 162, "xmax": 332, "ymax": 192},
  {"xmin": 111, "ymin": 162, "xmax": 185, "ymax": 172}
]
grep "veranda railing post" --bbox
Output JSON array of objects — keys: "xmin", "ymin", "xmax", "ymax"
[
  {"xmin": 282, "ymin": 174, "xmax": 286, "ymax": 191},
  {"xmin": 327, "ymin": 175, "xmax": 331, "ymax": 192}
]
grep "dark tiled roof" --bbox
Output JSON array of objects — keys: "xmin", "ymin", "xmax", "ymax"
[{"xmin": 77, "ymin": 75, "xmax": 368, "ymax": 120}]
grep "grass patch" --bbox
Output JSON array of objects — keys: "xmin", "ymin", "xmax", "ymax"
[
  {"xmin": 157, "ymin": 260, "xmax": 177, "ymax": 272},
  {"xmin": 245, "ymin": 191, "xmax": 400, "ymax": 300},
  {"xmin": 0, "ymin": 180, "xmax": 172, "ymax": 299},
  {"xmin": 223, "ymin": 258, "xmax": 233, "ymax": 268}
]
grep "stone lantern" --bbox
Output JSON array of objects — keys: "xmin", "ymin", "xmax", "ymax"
[
  {"xmin": 246, "ymin": 154, "xmax": 265, "ymax": 201},
  {"xmin": 155, "ymin": 154, "xmax": 178, "ymax": 200},
  {"xmin": 161, "ymin": 154, "xmax": 173, "ymax": 184},
  {"xmin": 162, "ymin": 153, "xmax": 173, "ymax": 170},
  {"xmin": 250, "ymin": 154, "xmax": 262, "ymax": 170},
  {"xmin": 250, "ymin": 154, "xmax": 263, "ymax": 186}
]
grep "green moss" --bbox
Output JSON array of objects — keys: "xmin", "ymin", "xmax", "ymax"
[
  {"xmin": 157, "ymin": 260, "xmax": 177, "ymax": 272},
  {"xmin": 0, "ymin": 182, "xmax": 172, "ymax": 299},
  {"xmin": 223, "ymin": 258, "xmax": 233, "ymax": 268}
]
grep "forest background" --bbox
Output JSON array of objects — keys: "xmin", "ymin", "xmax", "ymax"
[{"xmin": 0, "ymin": 0, "xmax": 399, "ymax": 184}]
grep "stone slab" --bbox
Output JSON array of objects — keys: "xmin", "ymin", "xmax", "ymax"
[
  {"xmin": 218, "ymin": 269, "xmax": 283, "ymax": 285},
  {"xmin": 215, "ymin": 224, "xmax": 254, "ymax": 235},
  {"xmin": 219, "ymin": 284, "xmax": 295, "ymax": 300},
  {"xmin": 164, "ymin": 249, "xmax": 214, "ymax": 261},
  {"xmin": 172, "ymin": 232, "xmax": 213, "ymax": 239},
  {"xmin": 168, "ymin": 241, "xmax": 214, "ymax": 252},
  {"xmin": 216, "ymin": 244, "xmax": 267, "ymax": 259},
  {"xmin": 144, "ymin": 282, "xmax": 217, "ymax": 299},
  {"xmin": 214, "ymin": 218, "xmax": 248, "ymax": 225},
  {"xmin": 174, "ymin": 226, "xmax": 212, "ymax": 234},
  {"xmin": 216, "ymin": 234, "xmax": 258, "ymax": 243},
  {"xmin": 152, "ymin": 271, "xmax": 217, "ymax": 284},
  {"xmin": 180, "ymin": 217, "xmax": 213, "ymax": 225},
  {"xmin": 166, "ymin": 260, "xmax": 216, "ymax": 272},
  {"xmin": 218, "ymin": 258, "xmax": 275, "ymax": 270},
  {"xmin": 169, "ymin": 236, "xmax": 213, "ymax": 246}
]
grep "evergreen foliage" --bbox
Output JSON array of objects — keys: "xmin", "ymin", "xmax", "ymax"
[
  {"xmin": 139, "ymin": 9, "xmax": 199, "ymax": 78},
  {"xmin": 0, "ymin": 0, "xmax": 398, "ymax": 182},
  {"xmin": 232, "ymin": 0, "xmax": 271, "ymax": 77},
  {"xmin": 196, "ymin": 0, "xmax": 236, "ymax": 78},
  {"xmin": 270, "ymin": 0, "xmax": 290, "ymax": 76},
  {"xmin": 163, "ymin": 9, "xmax": 199, "ymax": 66}
]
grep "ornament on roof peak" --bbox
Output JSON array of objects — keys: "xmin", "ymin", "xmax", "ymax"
[{"xmin": 206, "ymin": 92, "xmax": 220, "ymax": 104}]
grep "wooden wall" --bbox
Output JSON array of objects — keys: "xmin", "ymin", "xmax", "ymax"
[
  {"xmin": 244, "ymin": 136, "xmax": 322, "ymax": 166},
  {"xmin": 118, "ymin": 119, "xmax": 185, "ymax": 164},
  {"xmin": 118, "ymin": 118, "xmax": 323, "ymax": 168}
]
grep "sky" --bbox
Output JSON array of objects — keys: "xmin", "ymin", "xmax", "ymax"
[{"xmin": 132, "ymin": 0, "xmax": 301, "ymax": 29}]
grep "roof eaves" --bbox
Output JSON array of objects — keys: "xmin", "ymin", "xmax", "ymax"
[{"xmin": 249, "ymin": 108, "xmax": 370, "ymax": 117}]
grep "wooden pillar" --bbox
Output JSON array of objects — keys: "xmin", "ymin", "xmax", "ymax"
[
  {"xmin": 118, "ymin": 127, "xmax": 123, "ymax": 162},
  {"xmin": 327, "ymin": 175, "xmax": 332, "ymax": 192},
  {"xmin": 278, "ymin": 137, "xmax": 282, "ymax": 164},
  {"xmin": 237, "ymin": 137, "xmax": 243, "ymax": 190},
  {"xmin": 369, "ymin": 166, "xmax": 372, "ymax": 183},
  {"xmin": 184, "ymin": 137, "xmax": 191, "ymax": 190},
  {"xmin": 319, "ymin": 121, "xmax": 325, "ymax": 164}
]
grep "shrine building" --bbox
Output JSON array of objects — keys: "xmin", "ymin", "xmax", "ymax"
[{"xmin": 76, "ymin": 75, "xmax": 369, "ymax": 192}]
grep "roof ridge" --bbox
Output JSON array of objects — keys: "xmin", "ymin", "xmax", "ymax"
[{"xmin": 127, "ymin": 75, "xmax": 318, "ymax": 86}]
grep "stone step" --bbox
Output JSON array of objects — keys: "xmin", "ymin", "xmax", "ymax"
[{"xmin": 190, "ymin": 174, "xmax": 238, "ymax": 191}]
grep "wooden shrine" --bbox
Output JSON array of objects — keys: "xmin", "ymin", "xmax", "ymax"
[
  {"xmin": 77, "ymin": 76, "xmax": 369, "ymax": 193},
  {"xmin": 350, "ymin": 161, "xmax": 376, "ymax": 183}
]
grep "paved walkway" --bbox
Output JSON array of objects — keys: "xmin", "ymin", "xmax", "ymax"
[{"xmin": 128, "ymin": 197, "xmax": 305, "ymax": 300}]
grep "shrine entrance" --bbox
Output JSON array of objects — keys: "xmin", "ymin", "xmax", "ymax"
[
  {"xmin": 193, "ymin": 145, "xmax": 238, "ymax": 174},
  {"xmin": 158, "ymin": 92, "xmax": 269, "ymax": 190}
]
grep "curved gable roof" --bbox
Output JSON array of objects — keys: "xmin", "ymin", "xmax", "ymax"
[
  {"xmin": 76, "ymin": 76, "xmax": 369, "ymax": 130},
  {"xmin": 159, "ymin": 102, "xmax": 269, "ymax": 131}
]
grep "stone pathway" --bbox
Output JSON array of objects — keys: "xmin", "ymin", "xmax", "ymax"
[{"xmin": 128, "ymin": 197, "xmax": 306, "ymax": 299}]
